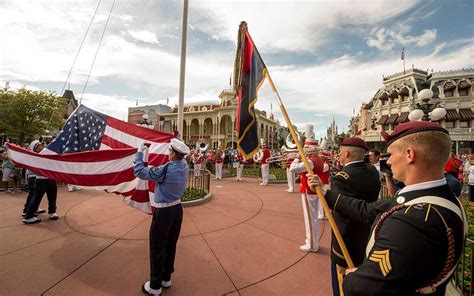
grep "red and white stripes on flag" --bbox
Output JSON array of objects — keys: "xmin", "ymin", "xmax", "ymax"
[{"xmin": 7, "ymin": 105, "xmax": 174, "ymax": 214}]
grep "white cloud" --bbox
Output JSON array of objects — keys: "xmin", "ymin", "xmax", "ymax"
[
  {"xmin": 191, "ymin": 0, "xmax": 418, "ymax": 52},
  {"xmin": 127, "ymin": 30, "xmax": 159, "ymax": 44},
  {"xmin": 367, "ymin": 27, "xmax": 437, "ymax": 51}
]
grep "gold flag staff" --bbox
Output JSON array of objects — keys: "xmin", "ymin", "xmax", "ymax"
[{"xmin": 265, "ymin": 72, "xmax": 355, "ymax": 269}]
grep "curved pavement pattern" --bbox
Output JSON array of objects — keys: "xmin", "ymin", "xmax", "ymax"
[{"xmin": 0, "ymin": 177, "xmax": 332, "ymax": 295}]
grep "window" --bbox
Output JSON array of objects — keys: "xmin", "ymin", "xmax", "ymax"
[
  {"xmin": 460, "ymin": 121, "xmax": 470, "ymax": 128},
  {"xmin": 400, "ymin": 95, "xmax": 405, "ymax": 102},
  {"xmin": 444, "ymin": 89, "xmax": 454, "ymax": 97},
  {"xmin": 459, "ymin": 88, "xmax": 468, "ymax": 96},
  {"xmin": 445, "ymin": 121, "xmax": 455, "ymax": 128}
]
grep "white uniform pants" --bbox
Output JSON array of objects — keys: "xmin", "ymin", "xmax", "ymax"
[
  {"xmin": 215, "ymin": 163, "xmax": 223, "ymax": 179},
  {"xmin": 301, "ymin": 193, "xmax": 319, "ymax": 249},
  {"xmin": 261, "ymin": 163, "xmax": 269, "ymax": 185},
  {"xmin": 317, "ymin": 184, "xmax": 329, "ymax": 219},
  {"xmin": 286, "ymin": 168, "xmax": 295, "ymax": 192},
  {"xmin": 194, "ymin": 163, "xmax": 201, "ymax": 177},
  {"xmin": 236, "ymin": 164, "xmax": 244, "ymax": 180}
]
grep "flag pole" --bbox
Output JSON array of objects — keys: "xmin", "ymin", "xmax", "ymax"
[
  {"xmin": 265, "ymin": 71, "xmax": 355, "ymax": 269},
  {"xmin": 177, "ymin": 0, "xmax": 188, "ymax": 139}
]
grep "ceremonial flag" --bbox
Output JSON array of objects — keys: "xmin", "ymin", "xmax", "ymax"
[
  {"xmin": 7, "ymin": 105, "xmax": 174, "ymax": 214},
  {"xmin": 234, "ymin": 22, "xmax": 267, "ymax": 159}
]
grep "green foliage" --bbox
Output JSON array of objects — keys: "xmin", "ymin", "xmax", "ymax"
[
  {"xmin": 456, "ymin": 202, "xmax": 473, "ymax": 294},
  {"xmin": 182, "ymin": 187, "xmax": 207, "ymax": 202},
  {"xmin": 0, "ymin": 86, "xmax": 66, "ymax": 144},
  {"xmin": 242, "ymin": 167, "xmax": 287, "ymax": 180}
]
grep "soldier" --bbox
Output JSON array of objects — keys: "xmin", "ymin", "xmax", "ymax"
[
  {"xmin": 327, "ymin": 137, "xmax": 381, "ymax": 295},
  {"xmin": 289, "ymin": 137, "xmax": 325, "ymax": 252},
  {"xmin": 258, "ymin": 139, "xmax": 271, "ymax": 186},
  {"xmin": 308, "ymin": 121, "xmax": 467, "ymax": 295}
]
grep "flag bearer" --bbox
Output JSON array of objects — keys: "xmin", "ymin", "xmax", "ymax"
[{"xmin": 135, "ymin": 139, "xmax": 190, "ymax": 296}]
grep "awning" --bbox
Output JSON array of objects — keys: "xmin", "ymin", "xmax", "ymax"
[
  {"xmin": 399, "ymin": 87, "xmax": 409, "ymax": 96},
  {"xmin": 395, "ymin": 112, "xmax": 409, "ymax": 124},
  {"xmin": 444, "ymin": 81, "xmax": 456, "ymax": 90},
  {"xmin": 386, "ymin": 114, "xmax": 399, "ymax": 124},
  {"xmin": 445, "ymin": 109, "xmax": 461, "ymax": 121},
  {"xmin": 459, "ymin": 108, "xmax": 474, "ymax": 120},
  {"xmin": 458, "ymin": 80, "xmax": 471, "ymax": 89},
  {"xmin": 377, "ymin": 115, "xmax": 389, "ymax": 125}
]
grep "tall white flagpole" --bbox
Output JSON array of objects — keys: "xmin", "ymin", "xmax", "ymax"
[{"xmin": 177, "ymin": 0, "xmax": 188, "ymax": 139}]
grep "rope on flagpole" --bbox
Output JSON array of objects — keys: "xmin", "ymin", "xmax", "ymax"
[{"xmin": 265, "ymin": 71, "xmax": 355, "ymax": 269}]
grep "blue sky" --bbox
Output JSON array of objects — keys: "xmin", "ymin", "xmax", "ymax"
[{"xmin": 1, "ymin": 0, "xmax": 473, "ymax": 139}]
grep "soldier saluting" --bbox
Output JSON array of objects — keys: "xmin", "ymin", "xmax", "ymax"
[{"xmin": 308, "ymin": 121, "xmax": 467, "ymax": 295}]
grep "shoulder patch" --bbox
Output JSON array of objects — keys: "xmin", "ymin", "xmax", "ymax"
[
  {"xmin": 335, "ymin": 171, "xmax": 350, "ymax": 180},
  {"xmin": 369, "ymin": 249, "xmax": 392, "ymax": 277}
]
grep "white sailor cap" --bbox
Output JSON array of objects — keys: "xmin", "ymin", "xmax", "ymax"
[
  {"xmin": 28, "ymin": 140, "xmax": 42, "ymax": 151},
  {"xmin": 170, "ymin": 138, "xmax": 190, "ymax": 155}
]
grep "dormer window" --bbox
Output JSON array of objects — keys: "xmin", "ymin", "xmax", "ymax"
[
  {"xmin": 443, "ymin": 81, "xmax": 455, "ymax": 98},
  {"xmin": 458, "ymin": 80, "xmax": 471, "ymax": 96}
]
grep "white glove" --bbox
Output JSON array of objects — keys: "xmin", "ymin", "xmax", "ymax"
[{"xmin": 139, "ymin": 142, "xmax": 150, "ymax": 153}]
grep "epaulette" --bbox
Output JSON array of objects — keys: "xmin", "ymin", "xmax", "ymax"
[{"xmin": 335, "ymin": 171, "xmax": 350, "ymax": 180}]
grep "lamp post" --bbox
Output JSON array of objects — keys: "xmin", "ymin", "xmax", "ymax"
[
  {"xmin": 408, "ymin": 89, "xmax": 447, "ymax": 122},
  {"xmin": 139, "ymin": 114, "xmax": 154, "ymax": 129}
]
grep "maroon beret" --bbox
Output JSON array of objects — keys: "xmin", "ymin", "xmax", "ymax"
[
  {"xmin": 381, "ymin": 121, "xmax": 448, "ymax": 146},
  {"xmin": 340, "ymin": 137, "xmax": 368, "ymax": 151}
]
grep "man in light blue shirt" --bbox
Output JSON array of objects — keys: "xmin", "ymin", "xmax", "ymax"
[{"xmin": 135, "ymin": 138, "xmax": 189, "ymax": 296}]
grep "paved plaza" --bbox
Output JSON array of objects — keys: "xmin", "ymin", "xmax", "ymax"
[{"xmin": 0, "ymin": 178, "xmax": 331, "ymax": 295}]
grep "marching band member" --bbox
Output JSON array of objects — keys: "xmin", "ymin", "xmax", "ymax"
[
  {"xmin": 258, "ymin": 139, "xmax": 270, "ymax": 186},
  {"xmin": 235, "ymin": 150, "xmax": 244, "ymax": 181},
  {"xmin": 215, "ymin": 146, "xmax": 225, "ymax": 180},
  {"xmin": 289, "ymin": 130, "xmax": 324, "ymax": 253},
  {"xmin": 286, "ymin": 157, "xmax": 295, "ymax": 192},
  {"xmin": 318, "ymin": 151, "xmax": 332, "ymax": 219},
  {"xmin": 192, "ymin": 150, "xmax": 202, "ymax": 177}
]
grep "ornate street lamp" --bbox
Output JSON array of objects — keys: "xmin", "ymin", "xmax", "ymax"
[
  {"xmin": 408, "ymin": 89, "xmax": 447, "ymax": 122},
  {"xmin": 139, "ymin": 114, "xmax": 154, "ymax": 129}
]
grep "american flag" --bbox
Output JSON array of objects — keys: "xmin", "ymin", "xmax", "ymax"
[{"xmin": 7, "ymin": 105, "xmax": 174, "ymax": 214}]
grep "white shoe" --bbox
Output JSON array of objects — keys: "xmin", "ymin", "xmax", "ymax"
[
  {"xmin": 161, "ymin": 279, "xmax": 171, "ymax": 289},
  {"xmin": 49, "ymin": 213, "xmax": 59, "ymax": 220},
  {"xmin": 300, "ymin": 244, "xmax": 319, "ymax": 253},
  {"xmin": 286, "ymin": 189, "xmax": 294, "ymax": 193},
  {"xmin": 23, "ymin": 217, "xmax": 41, "ymax": 224},
  {"xmin": 142, "ymin": 281, "xmax": 162, "ymax": 295}
]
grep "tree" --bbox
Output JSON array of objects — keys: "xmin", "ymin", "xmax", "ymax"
[{"xmin": 0, "ymin": 86, "xmax": 66, "ymax": 144}]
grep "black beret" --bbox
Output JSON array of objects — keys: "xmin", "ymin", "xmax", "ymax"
[
  {"xmin": 340, "ymin": 137, "xmax": 368, "ymax": 151},
  {"xmin": 381, "ymin": 121, "xmax": 448, "ymax": 146}
]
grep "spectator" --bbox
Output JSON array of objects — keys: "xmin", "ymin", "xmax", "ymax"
[
  {"xmin": 465, "ymin": 154, "xmax": 474, "ymax": 202},
  {"xmin": 444, "ymin": 151, "xmax": 462, "ymax": 179},
  {"xmin": 2, "ymin": 145, "xmax": 19, "ymax": 193}
]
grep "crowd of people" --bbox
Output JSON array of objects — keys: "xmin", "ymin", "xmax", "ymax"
[
  {"xmin": 1, "ymin": 139, "xmax": 59, "ymax": 224},
  {"xmin": 2, "ymin": 120, "xmax": 472, "ymax": 295}
]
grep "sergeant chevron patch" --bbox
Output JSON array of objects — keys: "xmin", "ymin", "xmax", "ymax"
[
  {"xmin": 369, "ymin": 249, "xmax": 392, "ymax": 277},
  {"xmin": 335, "ymin": 172, "xmax": 349, "ymax": 180}
]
